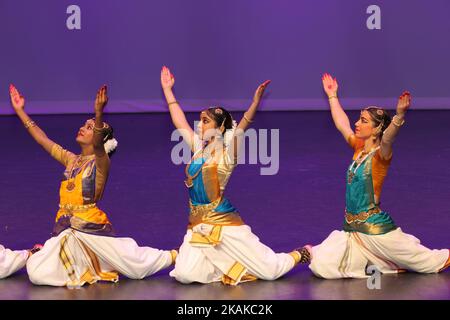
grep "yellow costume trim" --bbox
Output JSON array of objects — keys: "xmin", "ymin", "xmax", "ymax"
[
  {"xmin": 59, "ymin": 203, "xmax": 97, "ymax": 212},
  {"xmin": 240, "ymin": 274, "xmax": 258, "ymax": 283},
  {"xmin": 59, "ymin": 231, "xmax": 119, "ymax": 287},
  {"xmin": 188, "ymin": 197, "xmax": 244, "ymax": 229},
  {"xmin": 189, "ymin": 197, "xmax": 222, "ymax": 216},
  {"xmin": 79, "ymin": 240, "xmax": 119, "ymax": 283},
  {"xmin": 189, "ymin": 225, "xmax": 223, "ymax": 246},
  {"xmin": 201, "ymin": 163, "xmax": 221, "ymax": 203},
  {"xmin": 170, "ymin": 250, "xmax": 178, "ymax": 265},
  {"xmin": 59, "ymin": 234, "xmax": 84, "ymax": 287},
  {"xmin": 439, "ymin": 250, "xmax": 450, "ymax": 272},
  {"xmin": 289, "ymin": 251, "xmax": 301, "ymax": 266},
  {"xmin": 221, "ymin": 261, "xmax": 247, "ymax": 285}
]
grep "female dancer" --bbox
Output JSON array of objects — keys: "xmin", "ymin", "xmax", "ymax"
[
  {"xmin": 160, "ymin": 66, "xmax": 309, "ymax": 285},
  {"xmin": 307, "ymin": 73, "xmax": 449, "ymax": 279},
  {"xmin": 9, "ymin": 84, "xmax": 176, "ymax": 287},
  {"xmin": 0, "ymin": 245, "xmax": 41, "ymax": 279}
]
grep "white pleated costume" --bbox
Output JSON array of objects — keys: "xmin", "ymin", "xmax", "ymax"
[
  {"xmin": 170, "ymin": 133, "xmax": 300, "ymax": 285},
  {"xmin": 26, "ymin": 144, "xmax": 175, "ymax": 287},
  {"xmin": 0, "ymin": 245, "xmax": 28, "ymax": 279},
  {"xmin": 310, "ymin": 135, "xmax": 449, "ymax": 279}
]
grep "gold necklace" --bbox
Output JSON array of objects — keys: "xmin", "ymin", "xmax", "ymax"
[
  {"xmin": 66, "ymin": 154, "xmax": 95, "ymax": 192},
  {"xmin": 184, "ymin": 144, "xmax": 216, "ymax": 188},
  {"xmin": 347, "ymin": 146, "xmax": 380, "ymax": 184}
]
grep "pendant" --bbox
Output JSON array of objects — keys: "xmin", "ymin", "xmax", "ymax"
[
  {"xmin": 66, "ymin": 181, "xmax": 76, "ymax": 192},
  {"xmin": 184, "ymin": 177, "xmax": 193, "ymax": 188},
  {"xmin": 348, "ymin": 171, "xmax": 355, "ymax": 184}
]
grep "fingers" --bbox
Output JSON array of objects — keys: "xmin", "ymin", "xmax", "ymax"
[
  {"xmin": 161, "ymin": 65, "xmax": 173, "ymax": 83},
  {"xmin": 9, "ymin": 84, "xmax": 18, "ymax": 97},
  {"xmin": 9, "ymin": 84, "xmax": 22, "ymax": 104},
  {"xmin": 262, "ymin": 80, "xmax": 271, "ymax": 87},
  {"xmin": 321, "ymin": 73, "xmax": 333, "ymax": 84},
  {"xmin": 399, "ymin": 91, "xmax": 411, "ymax": 104},
  {"xmin": 102, "ymin": 85, "xmax": 107, "ymax": 102},
  {"xmin": 101, "ymin": 86, "xmax": 105, "ymax": 103}
]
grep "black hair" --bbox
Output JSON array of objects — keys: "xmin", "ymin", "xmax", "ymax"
[
  {"xmin": 204, "ymin": 106, "xmax": 233, "ymax": 134},
  {"xmin": 103, "ymin": 122, "xmax": 117, "ymax": 157},
  {"xmin": 364, "ymin": 107, "xmax": 392, "ymax": 138}
]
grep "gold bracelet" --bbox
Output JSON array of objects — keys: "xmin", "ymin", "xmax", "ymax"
[
  {"xmin": 24, "ymin": 120, "xmax": 36, "ymax": 129},
  {"xmin": 392, "ymin": 115, "xmax": 405, "ymax": 127},
  {"xmin": 243, "ymin": 114, "xmax": 253, "ymax": 123},
  {"xmin": 168, "ymin": 101, "xmax": 178, "ymax": 106},
  {"xmin": 328, "ymin": 95, "xmax": 338, "ymax": 100}
]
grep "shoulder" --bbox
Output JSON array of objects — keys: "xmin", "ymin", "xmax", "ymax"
[
  {"xmin": 374, "ymin": 148, "xmax": 393, "ymax": 166},
  {"xmin": 347, "ymin": 134, "xmax": 364, "ymax": 151}
]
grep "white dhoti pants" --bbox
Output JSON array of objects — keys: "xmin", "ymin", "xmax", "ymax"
[
  {"xmin": 170, "ymin": 224, "xmax": 298, "ymax": 285},
  {"xmin": 310, "ymin": 228, "xmax": 450, "ymax": 279},
  {"xmin": 0, "ymin": 245, "xmax": 28, "ymax": 279},
  {"xmin": 27, "ymin": 228, "xmax": 174, "ymax": 287}
]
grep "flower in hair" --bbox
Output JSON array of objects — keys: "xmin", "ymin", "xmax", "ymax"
[{"xmin": 104, "ymin": 138, "xmax": 118, "ymax": 154}]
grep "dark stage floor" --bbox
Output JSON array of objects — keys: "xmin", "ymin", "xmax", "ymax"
[
  {"xmin": 1, "ymin": 270, "xmax": 449, "ymax": 300},
  {"xmin": 0, "ymin": 110, "xmax": 449, "ymax": 300}
]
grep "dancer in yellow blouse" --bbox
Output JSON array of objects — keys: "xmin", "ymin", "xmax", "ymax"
[{"xmin": 9, "ymin": 84, "xmax": 176, "ymax": 287}]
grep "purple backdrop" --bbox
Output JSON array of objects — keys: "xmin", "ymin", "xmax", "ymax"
[{"xmin": 1, "ymin": 0, "xmax": 450, "ymax": 114}]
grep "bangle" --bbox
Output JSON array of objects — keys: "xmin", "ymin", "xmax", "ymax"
[
  {"xmin": 328, "ymin": 95, "xmax": 338, "ymax": 100},
  {"xmin": 168, "ymin": 101, "xmax": 178, "ymax": 106},
  {"xmin": 392, "ymin": 114, "xmax": 405, "ymax": 127},
  {"xmin": 24, "ymin": 120, "xmax": 36, "ymax": 129},
  {"xmin": 243, "ymin": 114, "xmax": 253, "ymax": 123},
  {"xmin": 93, "ymin": 122, "xmax": 109, "ymax": 132}
]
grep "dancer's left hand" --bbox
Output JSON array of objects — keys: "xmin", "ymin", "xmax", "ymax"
[
  {"xmin": 396, "ymin": 91, "xmax": 411, "ymax": 115},
  {"xmin": 253, "ymin": 80, "xmax": 271, "ymax": 104},
  {"xmin": 95, "ymin": 85, "xmax": 108, "ymax": 114}
]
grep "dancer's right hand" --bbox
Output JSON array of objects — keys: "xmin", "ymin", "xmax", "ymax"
[
  {"xmin": 9, "ymin": 84, "xmax": 25, "ymax": 111},
  {"xmin": 161, "ymin": 65, "xmax": 175, "ymax": 90},
  {"xmin": 322, "ymin": 73, "xmax": 338, "ymax": 98}
]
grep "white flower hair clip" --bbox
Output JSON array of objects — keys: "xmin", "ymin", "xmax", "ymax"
[{"xmin": 104, "ymin": 138, "xmax": 118, "ymax": 154}]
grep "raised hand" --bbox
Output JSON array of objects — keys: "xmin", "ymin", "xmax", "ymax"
[
  {"xmin": 396, "ymin": 91, "xmax": 411, "ymax": 115},
  {"xmin": 94, "ymin": 85, "xmax": 108, "ymax": 114},
  {"xmin": 322, "ymin": 73, "xmax": 338, "ymax": 97},
  {"xmin": 253, "ymin": 80, "xmax": 271, "ymax": 104},
  {"xmin": 9, "ymin": 84, "xmax": 25, "ymax": 111},
  {"xmin": 161, "ymin": 65, "xmax": 175, "ymax": 90}
]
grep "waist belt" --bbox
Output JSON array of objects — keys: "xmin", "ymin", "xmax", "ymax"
[
  {"xmin": 188, "ymin": 197, "xmax": 244, "ymax": 228},
  {"xmin": 59, "ymin": 203, "xmax": 97, "ymax": 213},
  {"xmin": 345, "ymin": 207, "xmax": 381, "ymax": 224}
]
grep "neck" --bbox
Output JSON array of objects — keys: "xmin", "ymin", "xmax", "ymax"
[
  {"xmin": 80, "ymin": 145, "xmax": 95, "ymax": 157},
  {"xmin": 363, "ymin": 138, "xmax": 380, "ymax": 153}
]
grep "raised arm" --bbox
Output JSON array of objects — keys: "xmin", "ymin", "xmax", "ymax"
[
  {"xmin": 160, "ymin": 66, "xmax": 194, "ymax": 150},
  {"xmin": 379, "ymin": 91, "xmax": 411, "ymax": 160},
  {"xmin": 228, "ymin": 80, "xmax": 270, "ymax": 162},
  {"xmin": 93, "ymin": 85, "xmax": 111, "ymax": 174},
  {"xmin": 322, "ymin": 73, "xmax": 354, "ymax": 142},
  {"xmin": 236, "ymin": 80, "xmax": 271, "ymax": 132},
  {"xmin": 9, "ymin": 84, "xmax": 62, "ymax": 158}
]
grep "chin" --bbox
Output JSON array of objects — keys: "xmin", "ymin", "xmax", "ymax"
[{"xmin": 355, "ymin": 132, "xmax": 369, "ymax": 140}]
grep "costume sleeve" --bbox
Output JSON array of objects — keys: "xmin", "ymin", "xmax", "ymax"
[{"xmin": 50, "ymin": 143, "xmax": 77, "ymax": 167}]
